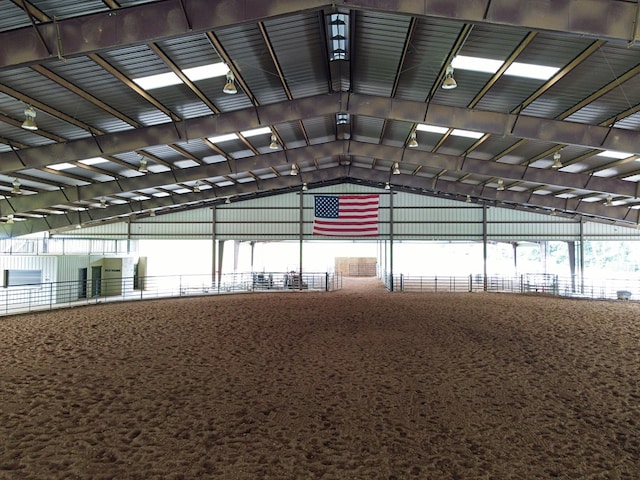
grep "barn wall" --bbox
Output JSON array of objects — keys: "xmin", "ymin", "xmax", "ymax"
[{"xmin": 54, "ymin": 186, "xmax": 640, "ymax": 242}]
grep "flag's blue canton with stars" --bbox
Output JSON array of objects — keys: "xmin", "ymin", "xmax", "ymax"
[{"xmin": 314, "ymin": 196, "xmax": 339, "ymax": 218}]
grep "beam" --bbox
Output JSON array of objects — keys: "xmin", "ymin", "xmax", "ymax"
[
  {"xmin": 0, "ymin": 0, "xmax": 636, "ymax": 71},
  {"xmin": 3, "ymin": 93, "xmax": 640, "ymax": 175},
  {"xmin": 4, "ymin": 163, "xmax": 639, "ymax": 239},
  {"xmin": 3, "ymin": 139, "xmax": 638, "ymax": 218}
]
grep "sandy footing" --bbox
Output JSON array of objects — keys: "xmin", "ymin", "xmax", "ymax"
[{"xmin": 1, "ymin": 278, "xmax": 640, "ymax": 479}]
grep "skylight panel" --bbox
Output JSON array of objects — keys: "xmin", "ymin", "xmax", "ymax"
[
  {"xmin": 133, "ymin": 62, "xmax": 229, "ymax": 90},
  {"xmin": 79, "ymin": 157, "xmax": 109, "ymax": 165},
  {"xmin": 452, "ymin": 55, "xmax": 503, "ymax": 74},
  {"xmin": 327, "ymin": 13, "xmax": 349, "ymax": 61},
  {"xmin": 596, "ymin": 150, "xmax": 634, "ymax": 159},
  {"xmin": 207, "ymin": 133, "xmax": 239, "ymax": 143},
  {"xmin": 48, "ymin": 162, "xmax": 75, "ymax": 170},
  {"xmin": 185, "ymin": 63, "xmax": 229, "ymax": 81},
  {"xmin": 241, "ymin": 127, "xmax": 272, "ymax": 137},
  {"xmin": 416, "ymin": 124, "xmax": 449, "ymax": 134},
  {"xmin": 504, "ymin": 62, "xmax": 559, "ymax": 80},
  {"xmin": 134, "ymin": 72, "xmax": 182, "ymax": 90},
  {"xmin": 451, "ymin": 55, "xmax": 559, "ymax": 81},
  {"xmin": 451, "ymin": 129, "xmax": 484, "ymax": 139}
]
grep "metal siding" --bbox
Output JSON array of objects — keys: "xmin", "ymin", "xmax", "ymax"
[
  {"xmin": 582, "ymin": 222, "xmax": 640, "ymax": 240},
  {"xmin": 0, "ymin": 255, "xmax": 56, "ymax": 284},
  {"xmin": 54, "ymin": 189, "xmax": 640, "ymax": 242}
]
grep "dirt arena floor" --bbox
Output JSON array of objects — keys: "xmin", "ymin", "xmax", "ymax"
[{"xmin": 1, "ymin": 277, "xmax": 640, "ymax": 479}]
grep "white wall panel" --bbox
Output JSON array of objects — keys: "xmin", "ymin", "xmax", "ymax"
[
  {"xmin": 0, "ymin": 256, "xmax": 56, "ymax": 284},
  {"xmin": 582, "ymin": 221, "xmax": 640, "ymax": 240}
]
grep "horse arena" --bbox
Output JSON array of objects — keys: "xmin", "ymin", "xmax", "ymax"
[{"xmin": 1, "ymin": 277, "xmax": 640, "ymax": 479}]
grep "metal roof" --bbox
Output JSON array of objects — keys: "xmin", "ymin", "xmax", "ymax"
[{"xmin": 0, "ymin": 0, "xmax": 640, "ymax": 236}]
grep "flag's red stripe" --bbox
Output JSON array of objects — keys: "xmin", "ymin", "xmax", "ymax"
[{"xmin": 313, "ymin": 219, "xmax": 377, "ymax": 226}]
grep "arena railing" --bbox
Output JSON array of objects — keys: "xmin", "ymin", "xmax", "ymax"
[
  {"xmin": 383, "ymin": 273, "xmax": 639, "ymax": 301},
  {"xmin": 0, "ymin": 271, "xmax": 342, "ymax": 317}
]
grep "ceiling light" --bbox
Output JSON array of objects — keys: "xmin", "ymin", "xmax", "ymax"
[
  {"xmin": 225, "ymin": 197, "xmax": 231, "ymax": 204},
  {"xmin": 223, "ymin": 70, "xmax": 237, "ymax": 94},
  {"xmin": 441, "ymin": 64, "xmax": 457, "ymax": 90},
  {"xmin": 149, "ymin": 210, "xmax": 156, "ymax": 217},
  {"xmin": 550, "ymin": 208, "xmax": 557, "ymax": 216},
  {"xmin": 551, "ymin": 151, "xmax": 563, "ymax": 169},
  {"xmin": 269, "ymin": 134, "xmax": 279, "ymax": 149},
  {"xmin": 392, "ymin": 162, "xmax": 400, "ymax": 175},
  {"xmin": 193, "ymin": 181, "xmax": 201, "ymax": 193},
  {"xmin": 604, "ymin": 195, "xmax": 613, "ymax": 206},
  {"xmin": 408, "ymin": 132, "xmax": 418, "ymax": 148},
  {"xmin": 99, "ymin": 197, "xmax": 107, "ymax": 208},
  {"xmin": 496, "ymin": 179, "xmax": 505, "ymax": 191},
  {"xmin": 21, "ymin": 106, "xmax": 38, "ymax": 130},
  {"xmin": 11, "ymin": 179, "xmax": 21, "ymax": 195},
  {"xmin": 384, "ymin": 182, "xmax": 391, "ymax": 190},
  {"xmin": 466, "ymin": 195, "xmax": 472, "ymax": 203},
  {"xmin": 138, "ymin": 156, "xmax": 148, "ymax": 173},
  {"xmin": 6, "ymin": 214, "xmax": 14, "ymax": 224},
  {"xmin": 290, "ymin": 164, "xmax": 298, "ymax": 176},
  {"xmin": 302, "ymin": 182, "xmax": 308, "ymax": 191}
]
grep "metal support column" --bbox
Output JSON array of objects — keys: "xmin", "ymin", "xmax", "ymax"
[
  {"xmin": 299, "ymin": 189, "xmax": 304, "ymax": 290},
  {"xmin": 482, "ymin": 204, "xmax": 488, "ymax": 291},
  {"xmin": 389, "ymin": 189, "xmax": 394, "ymax": 291}
]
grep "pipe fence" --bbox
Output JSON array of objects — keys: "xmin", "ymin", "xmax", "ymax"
[
  {"xmin": 0, "ymin": 271, "xmax": 342, "ymax": 317},
  {"xmin": 383, "ymin": 272, "xmax": 639, "ymax": 301}
]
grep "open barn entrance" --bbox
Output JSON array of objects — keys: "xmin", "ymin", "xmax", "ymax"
[{"xmin": 335, "ymin": 257, "xmax": 377, "ymax": 277}]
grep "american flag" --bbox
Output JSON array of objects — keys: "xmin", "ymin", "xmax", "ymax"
[{"xmin": 312, "ymin": 194, "xmax": 380, "ymax": 237}]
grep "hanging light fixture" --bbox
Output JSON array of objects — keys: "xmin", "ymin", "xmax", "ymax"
[
  {"xmin": 604, "ymin": 195, "xmax": 613, "ymax": 206},
  {"xmin": 551, "ymin": 151, "xmax": 562, "ymax": 169},
  {"xmin": 138, "ymin": 156, "xmax": 148, "ymax": 173},
  {"xmin": 21, "ymin": 106, "xmax": 38, "ymax": 130},
  {"xmin": 290, "ymin": 164, "xmax": 298, "ymax": 176},
  {"xmin": 392, "ymin": 162, "xmax": 400, "ymax": 175},
  {"xmin": 384, "ymin": 182, "xmax": 390, "ymax": 190},
  {"xmin": 193, "ymin": 180, "xmax": 201, "ymax": 193},
  {"xmin": 99, "ymin": 197, "xmax": 107, "ymax": 208},
  {"xmin": 11, "ymin": 179, "xmax": 21, "ymax": 195},
  {"xmin": 223, "ymin": 69, "xmax": 237, "ymax": 94},
  {"xmin": 408, "ymin": 131, "xmax": 418, "ymax": 148},
  {"xmin": 442, "ymin": 64, "xmax": 457, "ymax": 90},
  {"xmin": 496, "ymin": 178, "xmax": 505, "ymax": 191},
  {"xmin": 225, "ymin": 197, "xmax": 231, "ymax": 204},
  {"xmin": 149, "ymin": 210, "xmax": 156, "ymax": 217},
  {"xmin": 302, "ymin": 182, "xmax": 308, "ymax": 191},
  {"xmin": 269, "ymin": 134, "xmax": 279, "ymax": 149},
  {"xmin": 6, "ymin": 214, "xmax": 14, "ymax": 224},
  {"xmin": 466, "ymin": 195, "xmax": 472, "ymax": 203}
]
